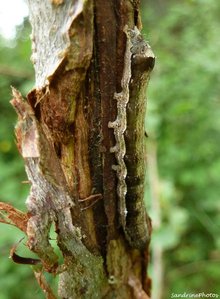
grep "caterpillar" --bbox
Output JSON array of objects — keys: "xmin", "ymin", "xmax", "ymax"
[{"xmin": 108, "ymin": 26, "xmax": 155, "ymax": 249}]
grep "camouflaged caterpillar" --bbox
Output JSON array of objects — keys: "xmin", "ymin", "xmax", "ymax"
[{"xmin": 108, "ymin": 26, "xmax": 155, "ymax": 249}]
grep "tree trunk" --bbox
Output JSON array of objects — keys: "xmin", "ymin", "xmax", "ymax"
[{"xmin": 9, "ymin": 1, "xmax": 155, "ymax": 298}]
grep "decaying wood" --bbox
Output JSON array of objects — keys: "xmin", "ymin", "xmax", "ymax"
[
  {"xmin": 3, "ymin": 0, "xmax": 155, "ymax": 298},
  {"xmin": 11, "ymin": 88, "xmax": 106, "ymax": 297},
  {"xmin": 34, "ymin": 271, "xmax": 57, "ymax": 299},
  {"xmin": 0, "ymin": 202, "xmax": 28, "ymax": 232},
  {"xmin": 9, "ymin": 237, "xmax": 41, "ymax": 265}
]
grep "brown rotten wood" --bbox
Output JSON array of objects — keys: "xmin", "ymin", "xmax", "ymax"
[{"xmin": 5, "ymin": 0, "xmax": 154, "ymax": 298}]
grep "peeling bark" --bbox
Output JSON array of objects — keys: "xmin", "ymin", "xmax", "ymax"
[{"xmin": 7, "ymin": 0, "xmax": 154, "ymax": 298}]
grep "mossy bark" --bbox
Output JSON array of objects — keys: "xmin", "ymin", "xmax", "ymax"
[{"xmin": 11, "ymin": 1, "xmax": 154, "ymax": 298}]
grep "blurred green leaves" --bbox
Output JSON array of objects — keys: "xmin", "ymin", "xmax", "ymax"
[
  {"xmin": 0, "ymin": 18, "xmax": 33, "ymax": 207},
  {"xmin": 0, "ymin": 17, "xmax": 42, "ymax": 299},
  {"xmin": 1, "ymin": 0, "xmax": 220, "ymax": 298},
  {"xmin": 143, "ymin": 0, "xmax": 220, "ymax": 297}
]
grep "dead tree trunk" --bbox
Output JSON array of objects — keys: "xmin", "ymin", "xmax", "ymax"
[{"xmin": 6, "ymin": 1, "xmax": 155, "ymax": 298}]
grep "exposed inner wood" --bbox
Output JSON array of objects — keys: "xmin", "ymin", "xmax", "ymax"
[{"xmin": 7, "ymin": 0, "xmax": 154, "ymax": 298}]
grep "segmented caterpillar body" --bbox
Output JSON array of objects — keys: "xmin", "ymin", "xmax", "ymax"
[{"xmin": 108, "ymin": 26, "xmax": 155, "ymax": 249}]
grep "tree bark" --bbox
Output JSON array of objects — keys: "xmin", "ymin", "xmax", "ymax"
[{"xmin": 8, "ymin": 1, "xmax": 155, "ymax": 298}]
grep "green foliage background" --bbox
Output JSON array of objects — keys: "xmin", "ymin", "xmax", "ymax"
[
  {"xmin": 0, "ymin": 0, "xmax": 220, "ymax": 298},
  {"xmin": 143, "ymin": 0, "xmax": 220, "ymax": 297},
  {"xmin": 0, "ymin": 19, "xmax": 45, "ymax": 299}
]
